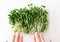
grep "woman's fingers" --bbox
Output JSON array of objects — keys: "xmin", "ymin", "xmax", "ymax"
[
  {"xmin": 40, "ymin": 33, "xmax": 45, "ymax": 42},
  {"xmin": 12, "ymin": 32, "xmax": 23, "ymax": 42},
  {"xmin": 33, "ymin": 32, "xmax": 45, "ymax": 42},
  {"xmin": 20, "ymin": 35, "xmax": 23, "ymax": 42},
  {"xmin": 12, "ymin": 34, "xmax": 16, "ymax": 42},
  {"xmin": 16, "ymin": 32, "xmax": 20, "ymax": 42},
  {"xmin": 32, "ymin": 35, "xmax": 36, "ymax": 42},
  {"xmin": 35, "ymin": 32, "xmax": 42, "ymax": 42}
]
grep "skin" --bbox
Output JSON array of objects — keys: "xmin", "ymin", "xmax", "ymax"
[
  {"xmin": 32, "ymin": 32, "xmax": 51, "ymax": 42},
  {"xmin": 6, "ymin": 32, "xmax": 51, "ymax": 42},
  {"xmin": 6, "ymin": 32, "xmax": 23, "ymax": 42},
  {"xmin": 32, "ymin": 32, "xmax": 45, "ymax": 42}
]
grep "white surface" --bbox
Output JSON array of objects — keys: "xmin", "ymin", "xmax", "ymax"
[{"xmin": 0, "ymin": 0, "xmax": 60, "ymax": 42}]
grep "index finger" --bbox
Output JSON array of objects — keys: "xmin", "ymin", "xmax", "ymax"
[
  {"xmin": 40, "ymin": 33, "xmax": 45, "ymax": 42},
  {"xmin": 12, "ymin": 34, "xmax": 16, "ymax": 42}
]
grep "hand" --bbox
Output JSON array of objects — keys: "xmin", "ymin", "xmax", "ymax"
[
  {"xmin": 6, "ymin": 32, "xmax": 51, "ymax": 42},
  {"xmin": 6, "ymin": 32, "xmax": 23, "ymax": 42},
  {"xmin": 32, "ymin": 32, "xmax": 51, "ymax": 42}
]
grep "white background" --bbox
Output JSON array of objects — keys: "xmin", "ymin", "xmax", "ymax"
[{"xmin": 0, "ymin": 0, "xmax": 60, "ymax": 42}]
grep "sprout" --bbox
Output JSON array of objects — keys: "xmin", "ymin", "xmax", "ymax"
[{"xmin": 8, "ymin": 4, "xmax": 48, "ymax": 34}]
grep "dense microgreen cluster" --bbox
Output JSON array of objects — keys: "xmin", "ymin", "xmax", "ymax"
[{"xmin": 8, "ymin": 4, "xmax": 48, "ymax": 34}]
